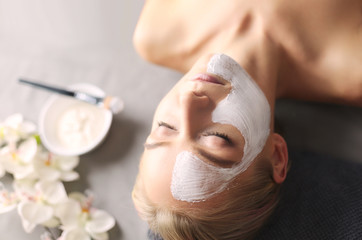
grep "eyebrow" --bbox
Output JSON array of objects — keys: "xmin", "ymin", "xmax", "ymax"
[{"xmin": 144, "ymin": 141, "xmax": 236, "ymax": 168}]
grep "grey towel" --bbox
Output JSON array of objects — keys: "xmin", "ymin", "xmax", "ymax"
[{"xmin": 256, "ymin": 150, "xmax": 362, "ymax": 240}]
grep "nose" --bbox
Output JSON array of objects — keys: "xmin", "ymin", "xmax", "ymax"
[
  {"xmin": 180, "ymin": 90, "xmax": 210, "ymax": 108},
  {"xmin": 179, "ymin": 91, "xmax": 210, "ymax": 138}
]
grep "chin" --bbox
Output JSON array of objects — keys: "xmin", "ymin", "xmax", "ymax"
[
  {"xmin": 132, "ymin": 29, "xmax": 193, "ymax": 72},
  {"xmin": 133, "ymin": 28, "xmax": 156, "ymax": 62}
]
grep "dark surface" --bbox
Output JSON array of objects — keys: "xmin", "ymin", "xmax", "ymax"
[{"xmin": 255, "ymin": 149, "xmax": 362, "ymax": 240}]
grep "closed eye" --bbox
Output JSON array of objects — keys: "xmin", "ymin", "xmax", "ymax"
[
  {"xmin": 158, "ymin": 121, "xmax": 177, "ymax": 131},
  {"xmin": 202, "ymin": 131, "xmax": 232, "ymax": 144}
]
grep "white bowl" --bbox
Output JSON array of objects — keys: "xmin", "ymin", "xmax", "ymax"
[{"xmin": 39, "ymin": 83, "xmax": 113, "ymax": 156}]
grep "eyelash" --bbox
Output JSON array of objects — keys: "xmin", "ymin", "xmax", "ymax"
[
  {"xmin": 158, "ymin": 121, "xmax": 177, "ymax": 130},
  {"xmin": 158, "ymin": 121, "xmax": 232, "ymax": 144},
  {"xmin": 157, "ymin": 121, "xmax": 232, "ymax": 144},
  {"xmin": 203, "ymin": 132, "xmax": 232, "ymax": 144}
]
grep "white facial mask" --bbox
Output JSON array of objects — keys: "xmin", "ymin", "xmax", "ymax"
[
  {"xmin": 171, "ymin": 151, "xmax": 230, "ymax": 202},
  {"xmin": 171, "ymin": 54, "xmax": 271, "ymax": 202}
]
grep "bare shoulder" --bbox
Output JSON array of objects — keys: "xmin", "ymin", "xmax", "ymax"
[{"xmin": 268, "ymin": 0, "xmax": 362, "ymax": 107}]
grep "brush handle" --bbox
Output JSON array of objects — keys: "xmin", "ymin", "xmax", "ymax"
[
  {"xmin": 18, "ymin": 78, "xmax": 123, "ymax": 114},
  {"xmin": 19, "ymin": 78, "xmax": 76, "ymax": 97}
]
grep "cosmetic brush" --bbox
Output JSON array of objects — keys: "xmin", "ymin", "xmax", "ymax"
[{"xmin": 19, "ymin": 78, "xmax": 123, "ymax": 114}]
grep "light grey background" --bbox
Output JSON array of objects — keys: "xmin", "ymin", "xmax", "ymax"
[{"xmin": 0, "ymin": 0, "xmax": 361, "ymax": 239}]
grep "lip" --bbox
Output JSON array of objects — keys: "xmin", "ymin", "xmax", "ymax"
[{"xmin": 191, "ymin": 73, "xmax": 224, "ymax": 85}]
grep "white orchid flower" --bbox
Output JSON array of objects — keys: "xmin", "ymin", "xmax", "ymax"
[
  {"xmin": 1, "ymin": 137, "xmax": 38, "ymax": 180},
  {"xmin": 55, "ymin": 192, "xmax": 115, "ymax": 240},
  {"xmin": 0, "ymin": 122, "xmax": 5, "ymax": 147},
  {"xmin": 0, "ymin": 113, "xmax": 114, "ymax": 240},
  {"xmin": 0, "ymin": 113, "xmax": 36, "ymax": 145},
  {"xmin": 0, "ymin": 182, "xmax": 19, "ymax": 214},
  {"xmin": 16, "ymin": 180, "xmax": 68, "ymax": 233},
  {"xmin": 0, "ymin": 157, "xmax": 5, "ymax": 178},
  {"xmin": 34, "ymin": 150, "xmax": 79, "ymax": 182}
]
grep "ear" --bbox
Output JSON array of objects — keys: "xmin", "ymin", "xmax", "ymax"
[{"xmin": 270, "ymin": 133, "xmax": 289, "ymax": 184}]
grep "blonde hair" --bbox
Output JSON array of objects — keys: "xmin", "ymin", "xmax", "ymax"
[{"xmin": 132, "ymin": 159, "xmax": 280, "ymax": 240}]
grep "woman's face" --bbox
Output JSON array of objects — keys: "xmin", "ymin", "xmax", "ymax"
[{"xmin": 138, "ymin": 54, "xmax": 273, "ymax": 208}]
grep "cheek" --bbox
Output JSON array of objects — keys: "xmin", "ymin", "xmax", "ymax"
[
  {"xmin": 139, "ymin": 150, "xmax": 176, "ymax": 205},
  {"xmin": 207, "ymin": 54, "xmax": 271, "ymax": 171}
]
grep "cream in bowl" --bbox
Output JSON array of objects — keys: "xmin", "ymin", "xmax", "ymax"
[{"xmin": 39, "ymin": 83, "xmax": 113, "ymax": 156}]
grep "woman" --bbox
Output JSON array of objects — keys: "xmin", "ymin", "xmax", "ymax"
[
  {"xmin": 132, "ymin": 53, "xmax": 289, "ymax": 240},
  {"xmin": 132, "ymin": 0, "xmax": 361, "ymax": 239}
]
